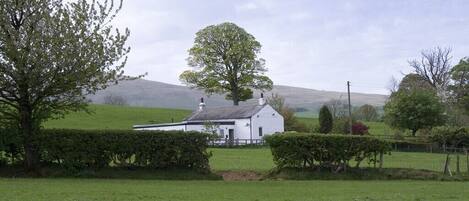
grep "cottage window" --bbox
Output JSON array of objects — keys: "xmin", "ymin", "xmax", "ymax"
[
  {"xmin": 258, "ymin": 127, "xmax": 263, "ymax": 137},
  {"xmin": 219, "ymin": 129, "xmax": 225, "ymax": 137}
]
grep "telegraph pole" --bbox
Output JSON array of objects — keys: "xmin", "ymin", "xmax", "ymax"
[{"xmin": 347, "ymin": 81, "xmax": 352, "ymax": 135}]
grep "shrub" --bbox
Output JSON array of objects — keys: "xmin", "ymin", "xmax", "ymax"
[
  {"xmin": 319, "ymin": 105, "xmax": 333, "ymax": 134},
  {"xmin": 265, "ymin": 133, "xmax": 391, "ymax": 172},
  {"xmin": 352, "ymin": 121, "xmax": 369, "ymax": 135},
  {"xmin": 0, "ymin": 128, "xmax": 22, "ymax": 165},
  {"xmin": 0, "ymin": 129, "xmax": 212, "ymax": 171},
  {"xmin": 430, "ymin": 126, "xmax": 469, "ymax": 148},
  {"xmin": 332, "ymin": 117, "xmax": 350, "ymax": 134}
]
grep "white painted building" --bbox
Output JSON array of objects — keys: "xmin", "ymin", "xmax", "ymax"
[{"xmin": 133, "ymin": 95, "xmax": 284, "ymax": 141}]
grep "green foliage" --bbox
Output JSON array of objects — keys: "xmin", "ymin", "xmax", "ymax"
[
  {"xmin": 430, "ymin": 126, "xmax": 469, "ymax": 148},
  {"xmin": 1, "ymin": 129, "xmax": 212, "ymax": 172},
  {"xmin": 0, "ymin": 0, "xmax": 137, "ymax": 169},
  {"xmin": 397, "ymin": 74, "xmax": 435, "ymax": 93},
  {"xmin": 265, "ymin": 133, "xmax": 391, "ymax": 171},
  {"xmin": 331, "ymin": 117, "xmax": 351, "ymax": 134},
  {"xmin": 449, "ymin": 58, "xmax": 469, "ymax": 114},
  {"xmin": 384, "ymin": 90, "xmax": 445, "ymax": 136},
  {"xmin": 180, "ymin": 22, "xmax": 273, "ymax": 105},
  {"xmin": 353, "ymin": 104, "xmax": 379, "ymax": 121},
  {"xmin": 318, "ymin": 105, "xmax": 333, "ymax": 133}
]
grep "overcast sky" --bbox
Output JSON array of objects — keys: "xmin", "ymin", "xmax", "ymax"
[{"xmin": 113, "ymin": 0, "xmax": 469, "ymax": 95}]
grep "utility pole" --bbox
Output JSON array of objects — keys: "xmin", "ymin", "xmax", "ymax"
[{"xmin": 347, "ymin": 81, "xmax": 352, "ymax": 135}]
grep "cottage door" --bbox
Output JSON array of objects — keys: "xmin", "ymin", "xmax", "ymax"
[{"xmin": 228, "ymin": 129, "xmax": 234, "ymax": 146}]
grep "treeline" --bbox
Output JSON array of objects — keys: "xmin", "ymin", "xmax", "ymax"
[{"xmin": 384, "ymin": 47, "xmax": 468, "ymax": 136}]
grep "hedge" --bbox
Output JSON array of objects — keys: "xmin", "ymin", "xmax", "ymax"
[
  {"xmin": 430, "ymin": 126, "xmax": 469, "ymax": 148},
  {"xmin": 0, "ymin": 129, "xmax": 212, "ymax": 171},
  {"xmin": 265, "ymin": 132, "xmax": 391, "ymax": 172}
]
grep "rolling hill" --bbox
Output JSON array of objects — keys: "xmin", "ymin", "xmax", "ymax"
[{"xmin": 88, "ymin": 79, "xmax": 388, "ymax": 113}]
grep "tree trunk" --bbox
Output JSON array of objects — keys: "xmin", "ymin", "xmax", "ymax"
[
  {"xmin": 412, "ymin": 129, "xmax": 417, "ymax": 137},
  {"xmin": 231, "ymin": 88, "xmax": 239, "ymax": 106},
  {"xmin": 20, "ymin": 105, "xmax": 40, "ymax": 171}
]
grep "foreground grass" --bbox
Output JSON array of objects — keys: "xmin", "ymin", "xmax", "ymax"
[
  {"xmin": 44, "ymin": 104, "xmax": 191, "ymax": 130},
  {"xmin": 209, "ymin": 148, "xmax": 468, "ymax": 173},
  {"xmin": 1, "ymin": 178, "xmax": 468, "ymax": 201}
]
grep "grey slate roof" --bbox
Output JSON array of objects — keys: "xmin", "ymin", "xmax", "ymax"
[{"xmin": 184, "ymin": 104, "xmax": 266, "ymax": 121}]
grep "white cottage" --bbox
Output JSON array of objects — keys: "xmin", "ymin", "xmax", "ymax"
[{"xmin": 133, "ymin": 95, "xmax": 284, "ymax": 141}]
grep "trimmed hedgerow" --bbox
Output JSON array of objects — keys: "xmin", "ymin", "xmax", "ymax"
[
  {"xmin": 430, "ymin": 126, "xmax": 469, "ymax": 148},
  {"xmin": 265, "ymin": 132, "xmax": 391, "ymax": 172},
  {"xmin": 0, "ymin": 129, "xmax": 212, "ymax": 171}
]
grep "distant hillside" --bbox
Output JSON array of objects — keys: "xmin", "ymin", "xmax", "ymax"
[{"xmin": 88, "ymin": 79, "xmax": 388, "ymax": 112}]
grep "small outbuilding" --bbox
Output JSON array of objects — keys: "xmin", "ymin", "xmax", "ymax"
[{"xmin": 133, "ymin": 94, "xmax": 284, "ymax": 142}]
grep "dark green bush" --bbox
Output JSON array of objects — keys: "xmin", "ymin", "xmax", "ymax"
[
  {"xmin": 0, "ymin": 128, "xmax": 22, "ymax": 165},
  {"xmin": 430, "ymin": 126, "xmax": 469, "ymax": 148},
  {"xmin": 1, "ymin": 129, "xmax": 212, "ymax": 171},
  {"xmin": 265, "ymin": 132, "xmax": 391, "ymax": 171}
]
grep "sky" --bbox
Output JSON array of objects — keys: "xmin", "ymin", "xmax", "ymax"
[{"xmin": 112, "ymin": 0, "xmax": 469, "ymax": 95}]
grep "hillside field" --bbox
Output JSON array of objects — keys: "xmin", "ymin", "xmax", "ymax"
[{"xmin": 44, "ymin": 104, "xmax": 191, "ymax": 130}]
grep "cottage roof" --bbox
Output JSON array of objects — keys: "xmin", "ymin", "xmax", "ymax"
[{"xmin": 185, "ymin": 104, "xmax": 266, "ymax": 121}]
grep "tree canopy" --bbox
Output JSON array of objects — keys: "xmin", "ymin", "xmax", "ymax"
[
  {"xmin": 0, "ymin": 0, "xmax": 133, "ymax": 170},
  {"xmin": 449, "ymin": 58, "xmax": 469, "ymax": 114},
  {"xmin": 384, "ymin": 90, "xmax": 445, "ymax": 136},
  {"xmin": 180, "ymin": 22, "xmax": 273, "ymax": 105},
  {"xmin": 353, "ymin": 104, "xmax": 378, "ymax": 122}
]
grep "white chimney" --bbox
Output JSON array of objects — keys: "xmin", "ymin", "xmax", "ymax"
[
  {"xmin": 258, "ymin": 93, "xmax": 266, "ymax": 105},
  {"xmin": 198, "ymin": 97, "xmax": 206, "ymax": 111}
]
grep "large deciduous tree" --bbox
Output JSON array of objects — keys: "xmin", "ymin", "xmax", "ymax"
[
  {"xmin": 0, "ymin": 0, "xmax": 132, "ymax": 170},
  {"xmin": 384, "ymin": 90, "xmax": 445, "ymax": 136},
  {"xmin": 180, "ymin": 22, "xmax": 273, "ymax": 105}
]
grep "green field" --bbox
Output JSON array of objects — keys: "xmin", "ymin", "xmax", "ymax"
[
  {"xmin": 44, "ymin": 104, "xmax": 191, "ymax": 130},
  {"xmin": 1, "ymin": 178, "xmax": 468, "ymax": 201}
]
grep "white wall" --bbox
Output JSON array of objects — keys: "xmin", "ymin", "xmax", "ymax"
[{"xmin": 250, "ymin": 105, "xmax": 284, "ymax": 139}]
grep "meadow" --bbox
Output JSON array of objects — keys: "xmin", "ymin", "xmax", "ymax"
[{"xmin": 1, "ymin": 179, "xmax": 468, "ymax": 201}]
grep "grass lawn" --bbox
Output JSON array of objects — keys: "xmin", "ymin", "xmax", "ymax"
[
  {"xmin": 1, "ymin": 178, "xmax": 468, "ymax": 201},
  {"xmin": 209, "ymin": 148, "xmax": 468, "ymax": 173},
  {"xmin": 44, "ymin": 104, "xmax": 191, "ymax": 130}
]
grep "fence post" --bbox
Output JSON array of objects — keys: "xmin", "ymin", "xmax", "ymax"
[
  {"xmin": 379, "ymin": 152, "xmax": 383, "ymax": 169},
  {"xmin": 456, "ymin": 150, "xmax": 461, "ymax": 174}
]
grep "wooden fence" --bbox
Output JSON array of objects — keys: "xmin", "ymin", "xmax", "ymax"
[{"xmin": 209, "ymin": 138, "xmax": 265, "ymax": 147}]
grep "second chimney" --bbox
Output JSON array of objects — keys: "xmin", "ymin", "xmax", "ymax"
[
  {"xmin": 258, "ymin": 93, "xmax": 266, "ymax": 105},
  {"xmin": 198, "ymin": 97, "xmax": 206, "ymax": 111}
]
